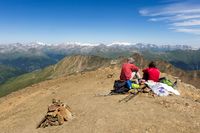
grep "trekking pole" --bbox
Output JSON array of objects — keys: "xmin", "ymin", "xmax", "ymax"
[
  {"xmin": 95, "ymin": 91, "xmax": 122, "ymax": 97},
  {"xmin": 118, "ymin": 90, "xmax": 141, "ymax": 103},
  {"xmin": 172, "ymin": 77, "xmax": 178, "ymax": 89}
]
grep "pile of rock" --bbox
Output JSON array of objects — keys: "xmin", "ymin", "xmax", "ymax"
[{"xmin": 37, "ymin": 99, "xmax": 73, "ymax": 128}]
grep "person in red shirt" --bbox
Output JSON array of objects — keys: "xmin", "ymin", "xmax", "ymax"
[
  {"xmin": 120, "ymin": 58, "xmax": 141, "ymax": 89},
  {"xmin": 142, "ymin": 61, "xmax": 160, "ymax": 82}
]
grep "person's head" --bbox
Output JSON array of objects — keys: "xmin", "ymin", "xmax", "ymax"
[
  {"xmin": 127, "ymin": 57, "xmax": 135, "ymax": 64},
  {"xmin": 148, "ymin": 61, "xmax": 156, "ymax": 68}
]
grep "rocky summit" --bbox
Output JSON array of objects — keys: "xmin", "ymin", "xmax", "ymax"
[{"xmin": 0, "ymin": 57, "xmax": 199, "ymax": 133}]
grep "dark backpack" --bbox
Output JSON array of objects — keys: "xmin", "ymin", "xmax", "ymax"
[{"xmin": 112, "ymin": 80, "xmax": 129, "ymax": 94}]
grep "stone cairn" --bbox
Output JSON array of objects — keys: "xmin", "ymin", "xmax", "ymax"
[{"xmin": 37, "ymin": 99, "xmax": 73, "ymax": 128}]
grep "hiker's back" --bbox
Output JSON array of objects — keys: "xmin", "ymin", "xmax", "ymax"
[
  {"xmin": 120, "ymin": 63, "xmax": 139, "ymax": 80},
  {"xmin": 147, "ymin": 67, "xmax": 160, "ymax": 82},
  {"xmin": 143, "ymin": 61, "xmax": 160, "ymax": 82}
]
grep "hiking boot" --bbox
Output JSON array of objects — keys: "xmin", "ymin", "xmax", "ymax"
[
  {"xmin": 128, "ymin": 89, "xmax": 137, "ymax": 94},
  {"xmin": 139, "ymin": 84, "xmax": 147, "ymax": 89},
  {"xmin": 143, "ymin": 87, "xmax": 151, "ymax": 93},
  {"xmin": 139, "ymin": 79, "xmax": 146, "ymax": 84}
]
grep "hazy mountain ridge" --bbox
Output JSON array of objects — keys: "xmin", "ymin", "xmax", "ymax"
[
  {"xmin": 0, "ymin": 64, "xmax": 24, "ymax": 84},
  {"xmin": 0, "ymin": 55, "xmax": 111, "ymax": 97},
  {"xmin": 0, "ymin": 42, "xmax": 199, "ymax": 83},
  {"xmin": 134, "ymin": 43, "xmax": 194, "ymax": 51},
  {"xmin": 0, "ymin": 42, "xmax": 196, "ymax": 54},
  {"xmin": 141, "ymin": 49, "xmax": 200, "ymax": 70},
  {"xmin": 1, "ymin": 54, "xmax": 200, "ymax": 98},
  {"xmin": 0, "ymin": 42, "xmax": 196, "ymax": 65}
]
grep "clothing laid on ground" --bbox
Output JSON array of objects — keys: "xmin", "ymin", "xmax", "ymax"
[
  {"xmin": 145, "ymin": 80, "xmax": 180, "ymax": 96},
  {"xmin": 142, "ymin": 67, "xmax": 160, "ymax": 82}
]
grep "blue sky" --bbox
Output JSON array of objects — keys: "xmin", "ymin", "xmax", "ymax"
[{"xmin": 0, "ymin": 0, "xmax": 200, "ymax": 47}]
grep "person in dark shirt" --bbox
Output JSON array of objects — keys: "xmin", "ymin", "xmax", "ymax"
[
  {"xmin": 142, "ymin": 61, "xmax": 160, "ymax": 82},
  {"xmin": 120, "ymin": 57, "xmax": 141, "ymax": 89}
]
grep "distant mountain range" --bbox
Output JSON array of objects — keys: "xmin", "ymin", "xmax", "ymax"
[
  {"xmin": 0, "ymin": 54, "xmax": 199, "ymax": 97},
  {"xmin": 0, "ymin": 55, "xmax": 111, "ymax": 97},
  {"xmin": 141, "ymin": 50, "xmax": 200, "ymax": 70},
  {"xmin": 0, "ymin": 42, "xmax": 196, "ymax": 54},
  {"xmin": 0, "ymin": 42, "xmax": 199, "ymax": 83}
]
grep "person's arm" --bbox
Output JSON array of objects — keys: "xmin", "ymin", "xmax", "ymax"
[{"xmin": 131, "ymin": 64, "xmax": 139, "ymax": 72}]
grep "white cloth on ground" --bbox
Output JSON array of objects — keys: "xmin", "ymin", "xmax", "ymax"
[{"xmin": 145, "ymin": 80, "xmax": 180, "ymax": 96}]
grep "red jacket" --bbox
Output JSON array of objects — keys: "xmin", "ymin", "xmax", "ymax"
[
  {"xmin": 142, "ymin": 67, "xmax": 160, "ymax": 82},
  {"xmin": 120, "ymin": 63, "xmax": 139, "ymax": 80}
]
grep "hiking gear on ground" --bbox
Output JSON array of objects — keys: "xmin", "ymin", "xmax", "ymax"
[
  {"xmin": 132, "ymin": 83, "xmax": 140, "ymax": 89},
  {"xmin": 139, "ymin": 79, "xmax": 146, "ymax": 84},
  {"xmin": 145, "ymin": 81, "xmax": 180, "ymax": 96},
  {"xmin": 112, "ymin": 80, "xmax": 130, "ymax": 94},
  {"xmin": 128, "ymin": 89, "xmax": 137, "ymax": 94},
  {"xmin": 143, "ymin": 87, "xmax": 151, "ymax": 93},
  {"xmin": 95, "ymin": 91, "xmax": 127, "ymax": 97},
  {"xmin": 139, "ymin": 84, "xmax": 147, "ymax": 89},
  {"xmin": 126, "ymin": 80, "xmax": 132, "ymax": 89},
  {"xmin": 119, "ymin": 89, "xmax": 142, "ymax": 103},
  {"xmin": 172, "ymin": 80, "xmax": 178, "ymax": 88},
  {"xmin": 159, "ymin": 77, "xmax": 173, "ymax": 87}
]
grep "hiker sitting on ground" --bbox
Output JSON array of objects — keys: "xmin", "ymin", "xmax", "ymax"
[
  {"xmin": 120, "ymin": 57, "xmax": 141, "ymax": 89},
  {"xmin": 142, "ymin": 61, "xmax": 160, "ymax": 82}
]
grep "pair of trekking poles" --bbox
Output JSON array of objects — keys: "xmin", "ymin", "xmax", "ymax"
[{"xmin": 96, "ymin": 88, "xmax": 142, "ymax": 103}]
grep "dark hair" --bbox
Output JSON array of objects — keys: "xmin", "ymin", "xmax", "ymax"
[{"xmin": 148, "ymin": 61, "xmax": 156, "ymax": 68}]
